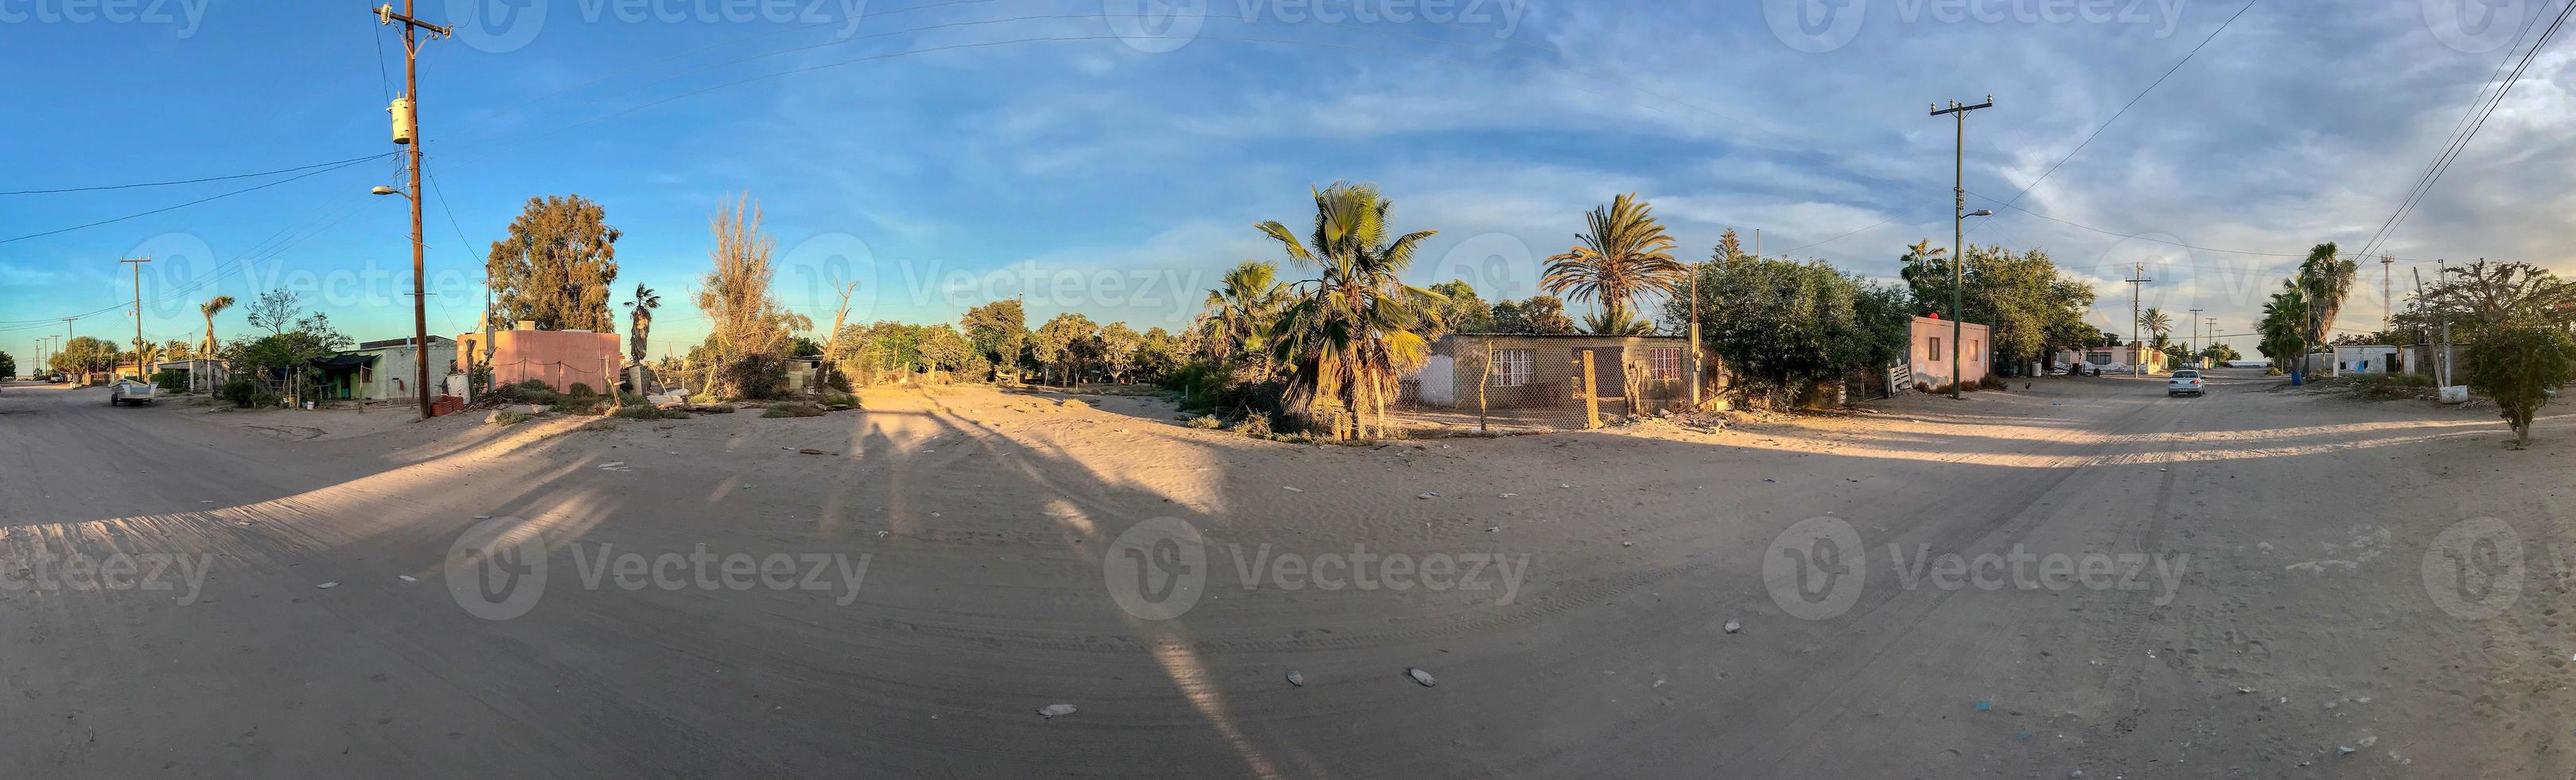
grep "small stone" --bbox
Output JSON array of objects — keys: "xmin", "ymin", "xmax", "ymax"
[
  {"xmin": 1037, "ymin": 704, "xmax": 1076, "ymax": 719},
  {"xmin": 1407, "ymin": 668, "xmax": 1436, "ymax": 687},
  {"xmin": 799, "ymin": 448, "xmax": 826, "ymax": 454},
  {"xmin": 1285, "ymin": 670, "xmax": 1304, "ymax": 687},
  {"xmin": 1973, "ymin": 700, "xmax": 1992, "ymax": 712},
  {"xmin": 2337, "ymin": 745, "xmax": 2356, "ymax": 756},
  {"xmin": 1723, "ymin": 620, "xmax": 1741, "ymax": 634},
  {"xmin": 315, "ymin": 582, "xmax": 337, "ymax": 589},
  {"xmin": 1417, "ymin": 493, "xmax": 1438, "ymax": 500},
  {"xmin": 1282, "ymin": 486, "xmax": 1304, "ymax": 493}
]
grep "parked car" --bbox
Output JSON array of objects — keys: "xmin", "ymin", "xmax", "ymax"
[
  {"xmin": 2166, "ymin": 369, "xmax": 2206, "ymax": 397},
  {"xmin": 108, "ymin": 378, "xmax": 156, "ymax": 406}
]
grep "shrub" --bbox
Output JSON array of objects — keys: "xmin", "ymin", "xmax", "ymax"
[
  {"xmin": 761, "ymin": 401, "xmax": 825, "ymax": 418},
  {"xmin": 1185, "ymin": 414, "xmax": 1224, "ymax": 430},
  {"xmin": 492, "ymin": 410, "xmax": 531, "ymax": 425},
  {"xmin": 821, "ymin": 390, "xmax": 858, "ymax": 408},
  {"xmin": 2358, "ymin": 372, "xmax": 2435, "ymax": 400},
  {"xmin": 220, "ymin": 376, "xmax": 261, "ymax": 408},
  {"xmin": 613, "ymin": 404, "xmax": 688, "ymax": 420},
  {"xmin": 1060, "ymin": 398, "xmax": 1091, "ymax": 410},
  {"xmin": 687, "ymin": 393, "xmax": 724, "ymax": 406},
  {"xmin": 152, "ymin": 370, "xmax": 187, "ymax": 392},
  {"xmin": 1229, "ymin": 411, "xmax": 1273, "ymax": 438},
  {"xmin": 1978, "ymin": 375, "xmax": 2009, "ymax": 390},
  {"xmin": 566, "ymin": 382, "xmax": 596, "ymax": 399}
]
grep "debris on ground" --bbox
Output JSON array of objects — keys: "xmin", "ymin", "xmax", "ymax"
[
  {"xmin": 1407, "ymin": 668, "xmax": 1437, "ymax": 687},
  {"xmin": 1285, "ymin": 670, "xmax": 1305, "ymax": 687},
  {"xmin": 1722, "ymin": 620, "xmax": 1741, "ymax": 634},
  {"xmin": 315, "ymin": 582, "xmax": 337, "ymax": 589},
  {"xmin": 1037, "ymin": 704, "xmax": 1076, "ymax": 718}
]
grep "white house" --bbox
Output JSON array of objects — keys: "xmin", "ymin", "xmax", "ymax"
[{"xmin": 2332, "ymin": 344, "xmax": 2404, "ymax": 376}]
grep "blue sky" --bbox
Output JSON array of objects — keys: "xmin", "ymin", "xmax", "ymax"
[{"xmin": 2, "ymin": 0, "xmax": 2567, "ymax": 364}]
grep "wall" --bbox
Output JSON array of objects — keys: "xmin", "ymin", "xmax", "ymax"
[
  {"xmin": 457, "ymin": 330, "xmax": 622, "ymax": 393},
  {"xmin": 1907, "ymin": 316, "xmax": 1993, "ymax": 389},
  {"xmin": 357, "ymin": 342, "xmax": 460, "ymax": 399},
  {"xmin": 1422, "ymin": 334, "xmax": 1703, "ymax": 412},
  {"xmin": 2333, "ymin": 345, "xmax": 2403, "ymax": 376}
]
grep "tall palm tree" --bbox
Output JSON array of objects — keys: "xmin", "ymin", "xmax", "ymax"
[
  {"xmin": 2141, "ymin": 308, "xmax": 2173, "ymax": 343},
  {"xmin": 1258, "ymin": 182, "xmax": 1439, "ymax": 441},
  {"xmin": 198, "ymin": 294, "xmax": 235, "ymax": 355},
  {"xmin": 627, "ymin": 283, "xmax": 661, "ymax": 365},
  {"xmin": 1543, "ymin": 193, "xmax": 1683, "ymax": 333},
  {"xmin": 1201, "ymin": 260, "xmax": 1285, "ymax": 372},
  {"xmin": 2295, "ymin": 242, "xmax": 2357, "ymax": 348}
]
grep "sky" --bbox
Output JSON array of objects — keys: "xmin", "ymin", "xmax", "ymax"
[{"xmin": 2, "ymin": 0, "xmax": 2570, "ymax": 367}]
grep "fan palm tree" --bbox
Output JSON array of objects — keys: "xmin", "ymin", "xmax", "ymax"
[
  {"xmin": 2141, "ymin": 308, "xmax": 2173, "ymax": 344},
  {"xmin": 1201, "ymin": 260, "xmax": 1285, "ymax": 372},
  {"xmin": 198, "ymin": 294, "xmax": 235, "ymax": 355},
  {"xmin": 1543, "ymin": 193, "xmax": 1683, "ymax": 332},
  {"xmin": 627, "ymin": 283, "xmax": 661, "ymax": 365},
  {"xmin": 1257, "ymin": 182, "xmax": 1440, "ymax": 441}
]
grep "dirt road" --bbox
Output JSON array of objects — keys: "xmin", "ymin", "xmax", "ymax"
[{"xmin": 0, "ymin": 371, "xmax": 2565, "ymax": 778}]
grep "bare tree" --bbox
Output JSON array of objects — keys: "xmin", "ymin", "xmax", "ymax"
[{"xmin": 691, "ymin": 195, "xmax": 811, "ymax": 399}]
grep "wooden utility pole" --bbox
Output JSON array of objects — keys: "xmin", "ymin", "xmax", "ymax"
[
  {"xmin": 376, "ymin": 2, "xmax": 451, "ymax": 419},
  {"xmin": 1932, "ymin": 96, "xmax": 1994, "ymax": 397},
  {"xmin": 2188, "ymin": 306, "xmax": 2204, "ymax": 367},
  {"xmin": 120, "ymin": 257, "xmax": 150, "ymax": 378},
  {"xmin": 1580, "ymin": 349, "xmax": 1601, "ymax": 429},
  {"xmin": 1687, "ymin": 257, "xmax": 1702, "ymax": 409},
  {"xmin": 2124, "ymin": 263, "xmax": 2153, "ymax": 377}
]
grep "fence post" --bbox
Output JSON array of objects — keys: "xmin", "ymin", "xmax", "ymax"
[{"xmin": 1581, "ymin": 350, "xmax": 1601, "ymax": 430}]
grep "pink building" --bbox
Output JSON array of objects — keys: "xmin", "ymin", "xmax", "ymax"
[
  {"xmin": 1906, "ymin": 314, "xmax": 1992, "ymax": 389},
  {"xmin": 457, "ymin": 326, "xmax": 623, "ymax": 394}
]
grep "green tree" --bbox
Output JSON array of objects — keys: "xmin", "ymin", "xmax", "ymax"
[
  {"xmin": 961, "ymin": 298, "xmax": 1031, "ymax": 381},
  {"xmin": 2256, "ymin": 281, "xmax": 2310, "ymax": 374},
  {"xmin": 2295, "ymin": 242, "xmax": 2358, "ymax": 350},
  {"xmin": 488, "ymin": 194, "xmax": 621, "ymax": 332},
  {"xmin": 2464, "ymin": 324, "xmax": 2576, "ymax": 447},
  {"xmin": 916, "ymin": 324, "xmax": 973, "ymax": 376},
  {"xmin": 1257, "ymin": 182, "xmax": 1439, "ymax": 440},
  {"xmin": 1669, "ymin": 256, "xmax": 1904, "ymax": 406},
  {"xmin": 1543, "ymin": 193, "xmax": 1683, "ymax": 332},
  {"xmin": 1901, "ymin": 241, "xmax": 2094, "ymax": 369},
  {"xmin": 0, "ymin": 351, "xmax": 14, "ymax": 379},
  {"xmin": 1199, "ymin": 261, "xmax": 1286, "ymax": 372},
  {"xmin": 1096, "ymin": 322, "xmax": 1144, "ymax": 384},
  {"xmin": 1031, "ymin": 313, "xmax": 1099, "ymax": 385},
  {"xmin": 52, "ymin": 336, "xmax": 119, "ymax": 375},
  {"xmin": 1423, "ymin": 279, "xmax": 1492, "ymax": 339},
  {"xmin": 243, "ymin": 288, "xmax": 303, "ymax": 337},
  {"xmin": 1489, "ymin": 294, "xmax": 1576, "ymax": 334},
  {"xmin": 198, "ymin": 294, "xmax": 235, "ymax": 355},
  {"xmin": 2200, "ymin": 342, "xmax": 2242, "ymax": 363}
]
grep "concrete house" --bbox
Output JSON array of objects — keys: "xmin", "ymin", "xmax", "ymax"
[
  {"xmin": 2333, "ymin": 344, "xmax": 2404, "ymax": 376},
  {"xmin": 457, "ymin": 326, "xmax": 623, "ymax": 394},
  {"xmin": 313, "ymin": 336, "xmax": 458, "ymax": 400},
  {"xmin": 1407, "ymin": 333, "xmax": 1706, "ymax": 414},
  {"xmin": 1900, "ymin": 314, "xmax": 1993, "ymax": 390}
]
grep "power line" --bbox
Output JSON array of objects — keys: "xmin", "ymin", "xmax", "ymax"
[
  {"xmin": 0, "ymin": 152, "xmax": 395, "ymax": 195},
  {"xmin": 2352, "ymin": 0, "xmax": 2576, "ymax": 261},
  {"xmin": 1985, "ymin": 0, "xmax": 2259, "ymax": 214}
]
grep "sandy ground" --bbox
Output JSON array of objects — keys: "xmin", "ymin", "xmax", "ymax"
[{"xmin": 0, "ymin": 369, "xmax": 2569, "ymax": 778}]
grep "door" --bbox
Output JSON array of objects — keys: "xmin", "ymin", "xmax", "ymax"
[{"xmin": 1568, "ymin": 346, "xmax": 1626, "ymax": 400}]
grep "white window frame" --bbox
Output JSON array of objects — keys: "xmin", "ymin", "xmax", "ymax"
[
  {"xmin": 1649, "ymin": 347, "xmax": 1681, "ymax": 380},
  {"xmin": 1490, "ymin": 349, "xmax": 1534, "ymax": 388}
]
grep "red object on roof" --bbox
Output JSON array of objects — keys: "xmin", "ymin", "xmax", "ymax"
[{"xmin": 1926, "ymin": 311, "xmax": 1940, "ymax": 319}]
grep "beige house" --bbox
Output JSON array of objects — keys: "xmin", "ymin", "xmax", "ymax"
[
  {"xmin": 1406, "ymin": 333, "xmax": 1707, "ymax": 414},
  {"xmin": 1902, "ymin": 314, "xmax": 1993, "ymax": 390}
]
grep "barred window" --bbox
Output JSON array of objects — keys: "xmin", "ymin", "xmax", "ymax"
[
  {"xmin": 1490, "ymin": 349, "xmax": 1534, "ymax": 387},
  {"xmin": 1650, "ymin": 347, "xmax": 1681, "ymax": 380}
]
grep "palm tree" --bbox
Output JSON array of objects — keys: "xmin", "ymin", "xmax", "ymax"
[
  {"xmin": 2141, "ymin": 307, "xmax": 2173, "ymax": 346},
  {"xmin": 198, "ymin": 294, "xmax": 235, "ymax": 355},
  {"xmin": 1543, "ymin": 193, "xmax": 1683, "ymax": 333},
  {"xmin": 2295, "ymin": 243, "xmax": 2357, "ymax": 349},
  {"xmin": 1201, "ymin": 260, "xmax": 1285, "ymax": 372},
  {"xmin": 1257, "ymin": 182, "xmax": 1440, "ymax": 441},
  {"xmin": 627, "ymin": 283, "xmax": 661, "ymax": 365}
]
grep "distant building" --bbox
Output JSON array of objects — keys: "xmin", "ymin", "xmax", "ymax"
[
  {"xmin": 457, "ymin": 326, "xmax": 621, "ymax": 394},
  {"xmin": 2084, "ymin": 343, "xmax": 2169, "ymax": 373}
]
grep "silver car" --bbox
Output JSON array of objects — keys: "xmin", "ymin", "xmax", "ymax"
[{"xmin": 2166, "ymin": 369, "xmax": 2205, "ymax": 397}]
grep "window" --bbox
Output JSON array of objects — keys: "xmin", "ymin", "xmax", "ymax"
[
  {"xmin": 1649, "ymin": 347, "xmax": 1681, "ymax": 380},
  {"xmin": 1928, "ymin": 336, "xmax": 1941, "ymax": 360},
  {"xmin": 1971, "ymin": 339, "xmax": 1982, "ymax": 364},
  {"xmin": 1489, "ymin": 349, "xmax": 1533, "ymax": 387}
]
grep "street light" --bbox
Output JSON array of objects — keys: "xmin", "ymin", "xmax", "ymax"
[{"xmin": 371, "ymin": 185, "xmax": 407, "ymax": 198}]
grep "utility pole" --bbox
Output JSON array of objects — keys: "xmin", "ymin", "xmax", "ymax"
[
  {"xmin": 376, "ymin": 2, "xmax": 451, "ymax": 419},
  {"xmin": 2381, "ymin": 255, "xmax": 2395, "ymax": 332},
  {"xmin": 1932, "ymin": 95, "xmax": 1994, "ymax": 399},
  {"xmin": 2124, "ymin": 262, "xmax": 2153, "ymax": 377},
  {"xmin": 1687, "ymin": 254, "xmax": 1702, "ymax": 409},
  {"xmin": 2188, "ymin": 306, "xmax": 2204, "ymax": 367},
  {"xmin": 120, "ymin": 256, "xmax": 150, "ymax": 379},
  {"xmin": 62, "ymin": 318, "xmax": 76, "ymax": 379}
]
